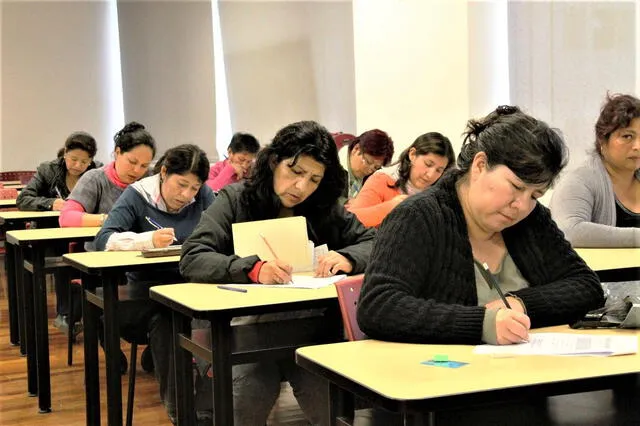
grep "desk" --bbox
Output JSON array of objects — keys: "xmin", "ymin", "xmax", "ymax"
[
  {"xmin": 6, "ymin": 227, "xmax": 99, "ymax": 413},
  {"xmin": 63, "ymin": 251, "xmax": 180, "ymax": 426},
  {"xmin": 150, "ymin": 283, "xmax": 342, "ymax": 426},
  {"xmin": 0, "ymin": 198, "xmax": 18, "ymax": 208},
  {"xmin": 1, "ymin": 180, "xmax": 22, "ymax": 185},
  {"xmin": 296, "ymin": 326, "xmax": 640, "ymax": 425},
  {"xmin": 576, "ymin": 248, "xmax": 640, "ymax": 282},
  {"xmin": 1, "ymin": 211, "xmax": 60, "ymax": 349}
]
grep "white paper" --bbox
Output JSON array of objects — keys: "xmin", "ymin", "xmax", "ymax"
[
  {"xmin": 257, "ymin": 274, "xmax": 346, "ymax": 289},
  {"xmin": 313, "ymin": 243, "xmax": 329, "ymax": 268},
  {"xmin": 474, "ymin": 333, "xmax": 638, "ymax": 357}
]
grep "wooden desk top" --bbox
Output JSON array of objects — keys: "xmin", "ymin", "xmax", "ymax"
[
  {"xmin": 575, "ymin": 248, "xmax": 640, "ymax": 272},
  {"xmin": 0, "ymin": 180, "xmax": 21, "ymax": 185},
  {"xmin": 63, "ymin": 250, "xmax": 179, "ymax": 273},
  {"xmin": 0, "ymin": 210, "xmax": 60, "ymax": 220},
  {"xmin": 4, "ymin": 184, "xmax": 26, "ymax": 190},
  {"xmin": 296, "ymin": 325, "xmax": 640, "ymax": 401},
  {"xmin": 6, "ymin": 226, "xmax": 100, "ymax": 245},
  {"xmin": 150, "ymin": 283, "xmax": 337, "ymax": 313},
  {"xmin": 0, "ymin": 199, "xmax": 17, "ymax": 207}
]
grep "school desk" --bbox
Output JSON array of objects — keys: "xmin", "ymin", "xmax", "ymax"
[
  {"xmin": 0, "ymin": 198, "xmax": 18, "ymax": 207},
  {"xmin": 1, "ymin": 211, "xmax": 60, "ymax": 348},
  {"xmin": 63, "ymin": 250, "xmax": 180, "ymax": 426},
  {"xmin": 575, "ymin": 248, "xmax": 640, "ymax": 282},
  {"xmin": 149, "ymin": 283, "xmax": 342, "ymax": 426},
  {"xmin": 6, "ymin": 227, "xmax": 99, "ymax": 413},
  {"xmin": 296, "ymin": 325, "xmax": 640, "ymax": 425}
]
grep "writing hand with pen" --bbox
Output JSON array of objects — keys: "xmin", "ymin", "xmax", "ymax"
[{"xmin": 145, "ymin": 216, "xmax": 177, "ymax": 248}]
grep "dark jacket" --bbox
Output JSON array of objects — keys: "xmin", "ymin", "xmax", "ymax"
[
  {"xmin": 17, "ymin": 157, "xmax": 101, "ymax": 211},
  {"xmin": 180, "ymin": 182, "xmax": 376, "ymax": 283},
  {"xmin": 357, "ymin": 170, "xmax": 605, "ymax": 345}
]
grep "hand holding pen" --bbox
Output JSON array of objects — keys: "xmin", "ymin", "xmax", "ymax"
[
  {"xmin": 145, "ymin": 216, "xmax": 177, "ymax": 247},
  {"xmin": 258, "ymin": 233, "xmax": 293, "ymax": 284}
]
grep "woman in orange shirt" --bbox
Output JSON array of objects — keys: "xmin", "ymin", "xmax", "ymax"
[{"xmin": 348, "ymin": 132, "xmax": 455, "ymax": 227}]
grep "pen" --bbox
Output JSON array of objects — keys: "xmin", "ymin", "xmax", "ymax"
[
  {"xmin": 259, "ymin": 233, "xmax": 293, "ymax": 285},
  {"xmin": 145, "ymin": 216, "xmax": 178, "ymax": 242},
  {"xmin": 482, "ymin": 262, "xmax": 512, "ymax": 309},
  {"xmin": 217, "ymin": 285, "xmax": 248, "ymax": 293},
  {"xmin": 54, "ymin": 187, "xmax": 63, "ymax": 199}
]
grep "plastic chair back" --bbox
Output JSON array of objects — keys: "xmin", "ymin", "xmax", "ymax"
[{"xmin": 335, "ymin": 274, "xmax": 367, "ymax": 341}]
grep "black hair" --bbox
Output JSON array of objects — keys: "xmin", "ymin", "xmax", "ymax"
[
  {"xmin": 393, "ymin": 132, "xmax": 455, "ymax": 192},
  {"xmin": 64, "ymin": 131, "xmax": 97, "ymax": 158},
  {"xmin": 56, "ymin": 147, "xmax": 65, "ymax": 158},
  {"xmin": 159, "ymin": 144, "xmax": 210, "ymax": 183},
  {"xmin": 458, "ymin": 105, "xmax": 567, "ymax": 187},
  {"xmin": 228, "ymin": 132, "xmax": 260, "ymax": 154},
  {"xmin": 113, "ymin": 121, "xmax": 157, "ymax": 157},
  {"xmin": 242, "ymin": 120, "xmax": 345, "ymax": 220}
]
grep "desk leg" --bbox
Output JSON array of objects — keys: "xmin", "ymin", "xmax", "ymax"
[
  {"xmin": 6, "ymin": 240, "xmax": 19, "ymax": 346},
  {"xmin": 21, "ymin": 247, "xmax": 38, "ymax": 397},
  {"xmin": 329, "ymin": 382, "xmax": 353, "ymax": 426},
  {"xmin": 32, "ymin": 247, "xmax": 52, "ymax": 413},
  {"xmin": 15, "ymin": 245, "xmax": 28, "ymax": 356},
  {"xmin": 82, "ymin": 274, "xmax": 101, "ymax": 426},
  {"xmin": 211, "ymin": 315, "xmax": 234, "ymax": 426},
  {"xmin": 173, "ymin": 311, "xmax": 195, "ymax": 426},
  {"xmin": 102, "ymin": 274, "xmax": 123, "ymax": 426}
]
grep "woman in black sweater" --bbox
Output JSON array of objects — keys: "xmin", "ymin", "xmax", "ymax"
[{"xmin": 359, "ymin": 106, "xmax": 604, "ymax": 344}]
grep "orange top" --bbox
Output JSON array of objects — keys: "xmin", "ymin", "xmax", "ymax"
[{"xmin": 347, "ymin": 172, "xmax": 402, "ymax": 228}]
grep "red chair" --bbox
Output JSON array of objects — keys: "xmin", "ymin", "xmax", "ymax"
[
  {"xmin": 0, "ymin": 188, "xmax": 18, "ymax": 199},
  {"xmin": 335, "ymin": 274, "xmax": 367, "ymax": 341},
  {"xmin": 0, "ymin": 170, "xmax": 36, "ymax": 184},
  {"xmin": 331, "ymin": 132, "xmax": 356, "ymax": 152}
]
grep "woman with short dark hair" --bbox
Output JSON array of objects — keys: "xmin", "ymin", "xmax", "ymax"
[
  {"xmin": 181, "ymin": 120, "xmax": 375, "ymax": 425},
  {"xmin": 550, "ymin": 93, "xmax": 640, "ymax": 247}
]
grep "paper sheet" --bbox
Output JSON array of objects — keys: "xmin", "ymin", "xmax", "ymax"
[
  {"xmin": 257, "ymin": 274, "xmax": 346, "ymax": 289},
  {"xmin": 474, "ymin": 333, "xmax": 638, "ymax": 357}
]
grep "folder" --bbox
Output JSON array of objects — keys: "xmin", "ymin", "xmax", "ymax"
[{"xmin": 232, "ymin": 216, "xmax": 312, "ymax": 272}]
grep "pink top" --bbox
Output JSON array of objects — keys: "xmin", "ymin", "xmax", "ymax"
[
  {"xmin": 206, "ymin": 159, "xmax": 239, "ymax": 192},
  {"xmin": 59, "ymin": 162, "xmax": 127, "ymax": 227}
]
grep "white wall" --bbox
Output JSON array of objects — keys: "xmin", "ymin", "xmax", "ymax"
[
  {"xmin": 509, "ymin": 1, "xmax": 636, "ymax": 171},
  {"xmin": 1, "ymin": 1, "xmax": 116, "ymax": 168},
  {"xmin": 118, "ymin": 0, "xmax": 217, "ymax": 160},
  {"xmin": 219, "ymin": 0, "xmax": 355, "ymax": 145},
  {"xmin": 353, "ymin": 0, "xmax": 470, "ymax": 157}
]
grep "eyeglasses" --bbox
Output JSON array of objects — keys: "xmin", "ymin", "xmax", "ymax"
[
  {"xmin": 360, "ymin": 152, "xmax": 384, "ymax": 171},
  {"xmin": 64, "ymin": 155, "xmax": 91, "ymax": 167}
]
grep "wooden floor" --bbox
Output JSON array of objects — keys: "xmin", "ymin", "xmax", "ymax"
[{"xmin": 0, "ymin": 269, "xmax": 308, "ymax": 425}]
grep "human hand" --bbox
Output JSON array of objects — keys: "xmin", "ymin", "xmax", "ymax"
[
  {"xmin": 315, "ymin": 251, "xmax": 353, "ymax": 277},
  {"xmin": 390, "ymin": 194, "xmax": 408, "ymax": 208},
  {"xmin": 52, "ymin": 199, "xmax": 65, "ymax": 211},
  {"xmin": 152, "ymin": 228, "xmax": 175, "ymax": 248},
  {"xmin": 230, "ymin": 160, "xmax": 247, "ymax": 179},
  {"xmin": 495, "ymin": 309, "xmax": 531, "ymax": 345},
  {"xmin": 485, "ymin": 296, "xmax": 525, "ymax": 314},
  {"xmin": 258, "ymin": 259, "xmax": 293, "ymax": 284}
]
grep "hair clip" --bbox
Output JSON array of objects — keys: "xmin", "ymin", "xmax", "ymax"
[{"xmin": 496, "ymin": 105, "xmax": 518, "ymax": 115}]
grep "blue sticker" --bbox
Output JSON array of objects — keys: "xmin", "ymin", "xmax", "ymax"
[{"xmin": 421, "ymin": 360, "xmax": 468, "ymax": 368}]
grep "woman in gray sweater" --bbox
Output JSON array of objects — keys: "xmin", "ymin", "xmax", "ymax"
[{"xmin": 550, "ymin": 93, "xmax": 640, "ymax": 247}]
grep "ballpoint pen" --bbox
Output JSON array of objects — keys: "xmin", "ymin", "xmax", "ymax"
[
  {"xmin": 145, "ymin": 216, "xmax": 178, "ymax": 242},
  {"xmin": 259, "ymin": 233, "xmax": 293, "ymax": 284},
  {"xmin": 217, "ymin": 285, "xmax": 248, "ymax": 293},
  {"xmin": 54, "ymin": 187, "xmax": 63, "ymax": 199},
  {"xmin": 482, "ymin": 262, "xmax": 512, "ymax": 309}
]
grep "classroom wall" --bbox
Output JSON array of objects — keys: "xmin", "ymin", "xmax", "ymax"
[
  {"xmin": 118, "ymin": 0, "xmax": 217, "ymax": 161},
  {"xmin": 218, "ymin": 0, "xmax": 355, "ymax": 146},
  {"xmin": 1, "ymin": 1, "xmax": 116, "ymax": 169}
]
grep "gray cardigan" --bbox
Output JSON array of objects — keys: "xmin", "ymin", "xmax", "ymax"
[{"xmin": 549, "ymin": 153, "xmax": 640, "ymax": 247}]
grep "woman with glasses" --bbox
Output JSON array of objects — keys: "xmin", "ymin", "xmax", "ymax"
[
  {"xmin": 550, "ymin": 93, "xmax": 640, "ymax": 247},
  {"xmin": 348, "ymin": 132, "xmax": 455, "ymax": 227},
  {"xmin": 17, "ymin": 131, "xmax": 101, "ymax": 211},
  {"xmin": 207, "ymin": 132, "xmax": 260, "ymax": 192},
  {"xmin": 337, "ymin": 129, "xmax": 394, "ymax": 203}
]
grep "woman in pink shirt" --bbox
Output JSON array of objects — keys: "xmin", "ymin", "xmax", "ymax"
[{"xmin": 206, "ymin": 132, "xmax": 260, "ymax": 192}]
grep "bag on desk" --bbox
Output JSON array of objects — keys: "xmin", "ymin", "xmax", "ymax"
[{"xmin": 571, "ymin": 295, "xmax": 640, "ymax": 329}]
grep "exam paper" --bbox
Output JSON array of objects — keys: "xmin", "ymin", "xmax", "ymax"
[
  {"xmin": 258, "ymin": 274, "xmax": 346, "ymax": 289},
  {"xmin": 474, "ymin": 333, "xmax": 638, "ymax": 357}
]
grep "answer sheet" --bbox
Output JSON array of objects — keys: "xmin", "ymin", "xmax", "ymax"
[
  {"xmin": 474, "ymin": 333, "xmax": 638, "ymax": 357},
  {"xmin": 257, "ymin": 274, "xmax": 346, "ymax": 289}
]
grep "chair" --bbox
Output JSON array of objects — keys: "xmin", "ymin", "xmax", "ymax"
[
  {"xmin": 0, "ymin": 170, "xmax": 36, "ymax": 184},
  {"xmin": 331, "ymin": 132, "xmax": 356, "ymax": 152},
  {"xmin": 335, "ymin": 274, "xmax": 366, "ymax": 341}
]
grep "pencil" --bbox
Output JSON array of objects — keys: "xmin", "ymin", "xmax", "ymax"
[
  {"xmin": 259, "ymin": 233, "xmax": 293, "ymax": 284},
  {"xmin": 482, "ymin": 262, "xmax": 512, "ymax": 309}
]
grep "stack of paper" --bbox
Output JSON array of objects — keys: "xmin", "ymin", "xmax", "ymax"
[{"xmin": 474, "ymin": 333, "xmax": 638, "ymax": 357}]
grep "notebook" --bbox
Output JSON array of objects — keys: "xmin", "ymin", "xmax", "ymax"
[{"xmin": 141, "ymin": 245, "xmax": 182, "ymax": 258}]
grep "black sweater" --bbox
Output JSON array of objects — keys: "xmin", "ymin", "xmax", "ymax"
[
  {"xmin": 357, "ymin": 170, "xmax": 604, "ymax": 344},
  {"xmin": 180, "ymin": 183, "xmax": 376, "ymax": 283}
]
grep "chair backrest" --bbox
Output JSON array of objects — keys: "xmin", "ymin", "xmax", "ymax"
[
  {"xmin": 0, "ymin": 170, "xmax": 36, "ymax": 184},
  {"xmin": 335, "ymin": 274, "xmax": 367, "ymax": 341},
  {"xmin": 0, "ymin": 188, "xmax": 18, "ymax": 199}
]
